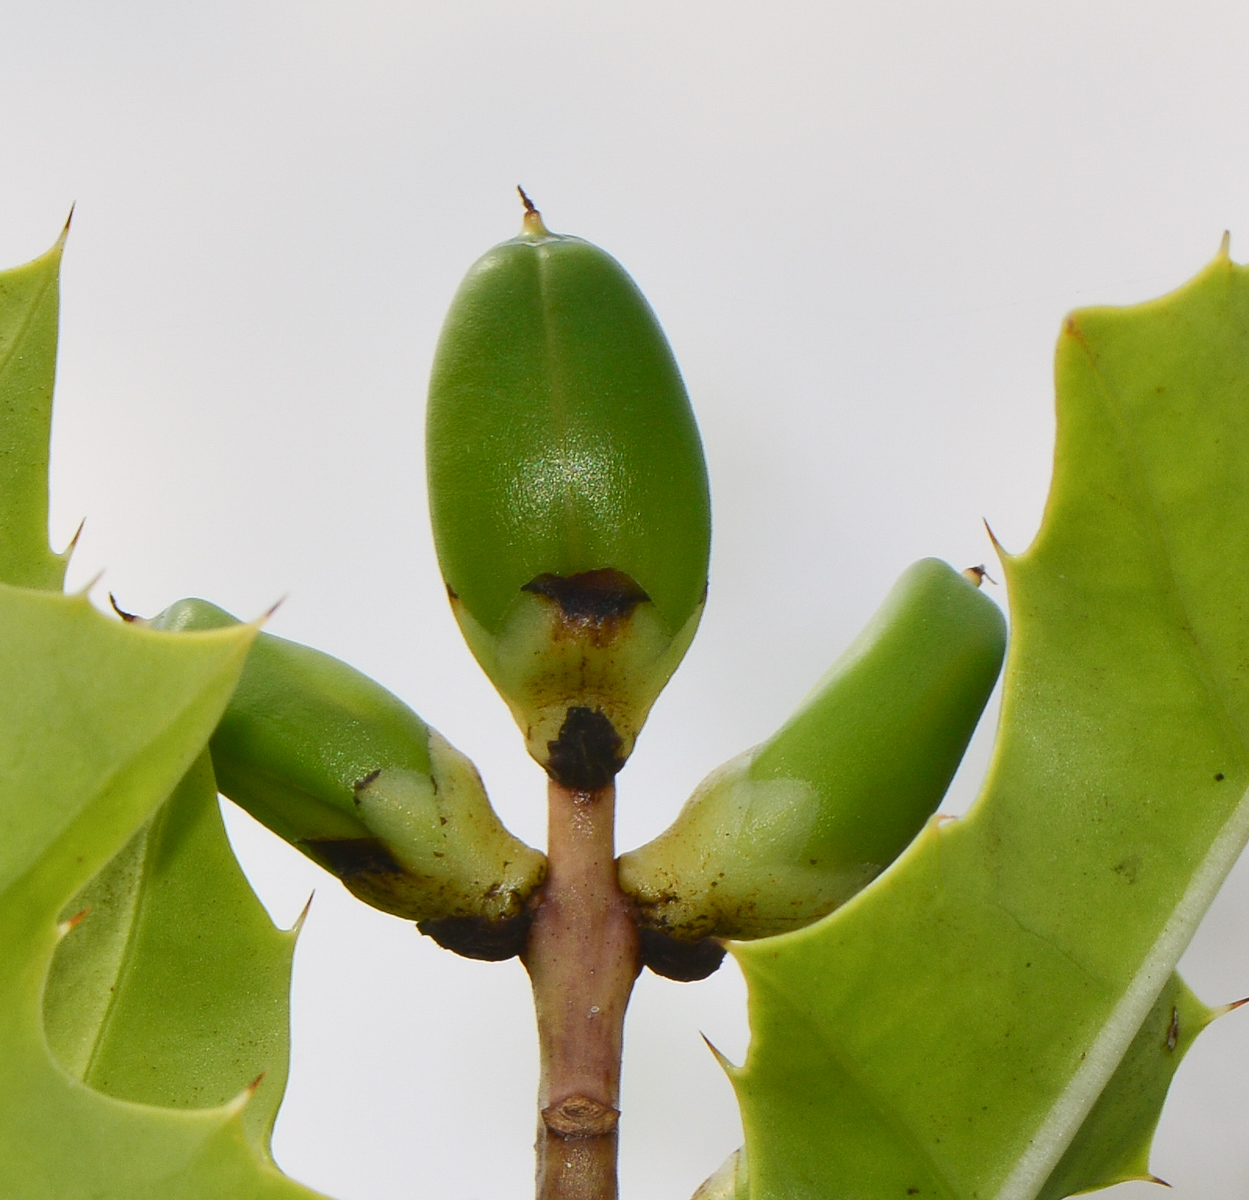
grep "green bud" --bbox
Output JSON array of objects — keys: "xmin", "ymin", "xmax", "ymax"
[
  {"xmin": 426, "ymin": 202, "xmax": 711, "ymax": 789},
  {"xmin": 618, "ymin": 559, "xmax": 1007, "ymax": 957},
  {"xmin": 147, "ymin": 598, "xmax": 546, "ymax": 958}
]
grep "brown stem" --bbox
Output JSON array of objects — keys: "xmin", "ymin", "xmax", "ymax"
[{"xmin": 523, "ymin": 779, "xmax": 640, "ymax": 1200}]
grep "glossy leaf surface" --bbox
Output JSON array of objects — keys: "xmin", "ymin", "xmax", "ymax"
[
  {"xmin": 0, "ymin": 231, "xmax": 70, "ymax": 590},
  {"xmin": 730, "ymin": 248, "xmax": 1249, "ymax": 1199},
  {"xmin": 0, "ymin": 585, "xmax": 328, "ymax": 1197},
  {"xmin": 0, "ymin": 233, "xmax": 326, "ymax": 1197},
  {"xmin": 45, "ymin": 752, "xmax": 299, "ymax": 1152}
]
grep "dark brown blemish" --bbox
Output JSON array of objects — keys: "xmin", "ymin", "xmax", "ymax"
[
  {"xmin": 547, "ymin": 706, "xmax": 625, "ymax": 790},
  {"xmin": 353, "ymin": 768, "xmax": 382, "ymax": 794},
  {"xmin": 522, "ymin": 568, "xmax": 650, "ymax": 624},
  {"xmin": 1166, "ymin": 1006, "xmax": 1180, "ymax": 1052},
  {"xmin": 303, "ymin": 836, "xmax": 406, "ymax": 880},
  {"xmin": 541, "ymin": 1094, "xmax": 619, "ymax": 1139},
  {"xmin": 1216, "ymin": 772, "xmax": 1226, "ymax": 781},
  {"xmin": 638, "ymin": 927, "xmax": 726, "ymax": 982},
  {"xmin": 418, "ymin": 912, "xmax": 533, "ymax": 962}
]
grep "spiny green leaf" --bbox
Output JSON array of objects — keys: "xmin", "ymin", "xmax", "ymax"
[
  {"xmin": 1037, "ymin": 973, "xmax": 1214, "ymax": 1199},
  {"xmin": 0, "ymin": 584, "xmax": 321, "ymax": 1198},
  {"xmin": 0, "ymin": 226, "xmax": 71, "ymax": 590},
  {"xmin": 45, "ymin": 752, "xmax": 300, "ymax": 1153},
  {"xmin": 729, "ymin": 246, "xmax": 1249, "ymax": 1200}
]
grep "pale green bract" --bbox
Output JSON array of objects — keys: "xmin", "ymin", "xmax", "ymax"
[
  {"xmin": 722, "ymin": 244, "xmax": 1249, "ymax": 1200},
  {"xmin": 0, "ymin": 236, "xmax": 331, "ymax": 1198}
]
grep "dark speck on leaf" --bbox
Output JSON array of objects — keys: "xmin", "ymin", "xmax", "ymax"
[{"xmin": 1216, "ymin": 772, "xmax": 1226, "ymax": 781}]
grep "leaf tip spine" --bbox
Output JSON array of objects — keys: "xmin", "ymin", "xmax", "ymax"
[
  {"xmin": 256, "ymin": 594, "xmax": 287, "ymax": 629},
  {"xmin": 291, "ymin": 890, "xmax": 315, "ymax": 937},
  {"xmin": 76, "ymin": 569, "xmax": 105, "ymax": 601},
  {"xmin": 701, "ymin": 1033, "xmax": 737, "ymax": 1074}
]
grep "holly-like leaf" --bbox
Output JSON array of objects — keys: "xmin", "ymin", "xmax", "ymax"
[
  {"xmin": 0, "ymin": 572, "xmax": 323, "ymax": 1198},
  {"xmin": 0, "ymin": 230, "xmax": 330, "ymax": 1196},
  {"xmin": 728, "ymin": 245, "xmax": 1249, "ymax": 1200},
  {"xmin": 44, "ymin": 751, "xmax": 302, "ymax": 1153},
  {"xmin": 1037, "ymin": 972, "xmax": 1215, "ymax": 1198},
  {"xmin": 0, "ymin": 228, "xmax": 71, "ymax": 590}
]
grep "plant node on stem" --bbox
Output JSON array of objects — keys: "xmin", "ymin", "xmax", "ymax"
[{"xmin": 524, "ymin": 779, "xmax": 640, "ymax": 1200}]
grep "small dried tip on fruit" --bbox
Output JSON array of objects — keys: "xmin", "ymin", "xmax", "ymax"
[
  {"xmin": 1219, "ymin": 230, "xmax": 1232, "ymax": 261},
  {"xmin": 109, "ymin": 593, "xmax": 139, "ymax": 623},
  {"xmin": 58, "ymin": 204, "xmax": 75, "ymax": 246},
  {"xmin": 55, "ymin": 908, "xmax": 91, "ymax": 940},
  {"xmin": 1213, "ymin": 995, "xmax": 1249, "ymax": 1019},
  {"xmin": 517, "ymin": 185, "xmax": 550, "ymax": 237},
  {"xmin": 962, "ymin": 564, "xmax": 997, "ymax": 587}
]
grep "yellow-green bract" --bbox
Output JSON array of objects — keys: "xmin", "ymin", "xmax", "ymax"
[
  {"xmin": 149, "ymin": 599, "xmax": 545, "ymax": 949},
  {"xmin": 619, "ymin": 558, "xmax": 1006, "ymax": 941},
  {"xmin": 426, "ymin": 210, "xmax": 711, "ymax": 789}
]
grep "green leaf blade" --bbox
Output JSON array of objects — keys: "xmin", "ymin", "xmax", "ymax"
[
  {"xmin": 0, "ymin": 584, "xmax": 325, "ymax": 1197},
  {"xmin": 730, "ymin": 249, "xmax": 1249, "ymax": 1200},
  {"xmin": 47, "ymin": 752, "xmax": 300, "ymax": 1150},
  {"xmin": 0, "ymin": 228, "xmax": 71, "ymax": 590}
]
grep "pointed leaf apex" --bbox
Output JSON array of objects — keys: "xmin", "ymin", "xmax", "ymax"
[
  {"xmin": 256, "ymin": 595, "xmax": 286, "ymax": 629},
  {"xmin": 63, "ymin": 517, "xmax": 85, "ymax": 560},
  {"xmin": 1212, "ymin": 995, "xmax": 1249, "ymax": 1019},
  {"xmin": 984, "ymin": 518, "xmax": 1011, "ymax": 558},
  {"xmin": 1218, "ymin": 230, "xmax": 1231, "ymax": 261},
  {"xmin": 291, "ymin": 891, "xmax": 315, "ymax": 937},
  {"xmin": 76, "ymin": 570, "xmax": 104, "ymax": 599},
  {"xmin": 701, "ymin": 1032, "xmax": 737, "ymax": 1074}
]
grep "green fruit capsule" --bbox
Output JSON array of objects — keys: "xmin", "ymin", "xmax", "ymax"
[
  {"xmin": 147, "ymin": 598, "xmax": 546, "ymax": 959},
  {"xmin": 618, "ymin": 558, "xmax": 1006, "ymax": 966},
  {"xmin": 427, "ymin": 199, "xmax": 711, "ymax": 789}
]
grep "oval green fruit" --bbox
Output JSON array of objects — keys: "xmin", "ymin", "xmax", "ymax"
[
  {"xmin": 147, "ymin": 598, "xmax": 546, "ymax": 957},
  {"xmin": 427, "ymin": 204, "xmax": 711, "ymax": 788},
  {"xmin": 618, "ymin": 558, "xmax": 1007, "ymax": 959}
]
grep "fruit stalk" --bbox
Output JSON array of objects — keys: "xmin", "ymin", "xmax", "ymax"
[{"xmin": 524, "ymin": 780, "xmax": 639, "ymax": 1200}]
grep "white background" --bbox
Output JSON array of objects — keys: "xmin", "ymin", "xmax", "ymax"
[{"xmin": 3, "ymin": 2, "xmax": 1249, "ymax": 1196}]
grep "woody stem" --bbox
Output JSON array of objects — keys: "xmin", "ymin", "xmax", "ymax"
[{"xmin": 523, "ymin": 779, "xmax": 640, "ymax": 1200}]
